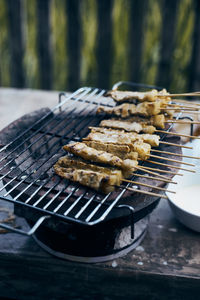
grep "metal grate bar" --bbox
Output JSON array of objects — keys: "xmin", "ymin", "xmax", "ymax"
[
  {"xmin": 2, "ymin": 89, "xmax": 105, "ymax": 199},
  {"xmin": 0, "ymin": 88, "xmax": 87, "ymax": 156},
  {"xmin": 0, "ymin": 88, "xmax": 92, "ymax": 171},
  {"xmin": 1, "ymin": 87, "xmax": 123, "ymax": 225},
  {"xmin": 0, "ymin": 83, "xmax": 181, "ymax": 227}
]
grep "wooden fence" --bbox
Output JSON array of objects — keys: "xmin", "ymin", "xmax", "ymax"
[{"xmin": 0, "ymin": 0, "xmax": 200, "ymax": 92}]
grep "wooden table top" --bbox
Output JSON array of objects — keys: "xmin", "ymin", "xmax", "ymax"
[{"xmin": 0, "ymin": 88, "xmax": 200, "ymax": 299}]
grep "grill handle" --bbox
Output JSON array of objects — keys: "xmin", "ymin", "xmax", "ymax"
[{"xmin": 0, "ymin": 215, "xmax": 51, "ymax": 236}]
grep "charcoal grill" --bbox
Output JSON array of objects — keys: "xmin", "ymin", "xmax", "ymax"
[{"xmin": 0, "ymin": 82, "xmax": 188, "ymax": 262}]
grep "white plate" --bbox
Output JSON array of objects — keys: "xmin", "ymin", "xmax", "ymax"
[{"xmin": 166, "ymin": 141, "xmax": 200, "ymax": 232}]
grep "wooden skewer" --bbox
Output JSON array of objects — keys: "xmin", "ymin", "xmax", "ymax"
[
  {"xmin": 162, "ymin": 107, "xmax": 199, "ymax": 111},
  {"xmin": 151, "ymin": 148, "xmax": 200, "ymax": 160},
  {"xmin": 165, "ymin": 120, "xmax": 200, "ymax": 124},
  {"xmin": 155, "ymin": 130, "xmax": 200, "ymax": 140},
  {"xmin": 122, "ymin": 179, "xmax": 175, "ymax": 193},
  {"xmin": 174, "ymin": 111, "xmax": 200, "ymax": 114},
  {"xmin": 139, "ymin": 165, "xmax": 182, "ymax": 176},
  {"xmin": 149, "ymin": 154, "xmax": 195, "ymax": 166},
  {"xmin": 121, "ymin": 185, "xmax": 168, "ymax": 199},
  {"xmin": 159, "ymin": 140, "xmax": 193, "ymax": 149},
  {"xmin": 168, "ymin": 103, "xmax": 200, "ymax": 110},
  {"xmin": 167, "ymin": 92, "xmax": 200, "ymax": 97},
  {"xmin": 172, "ymin": 99, "xmax": 200, "ymax": 106},
  {"xmin": 132, "ymin": 172, "xmax": 176, "ymax": 184},
  {"xmin": 146, "ymin": 160, "xmax": 195, "ymax": 173},
  {"xmin": 135, "ymin": 166, "xmax": 170, "ymax": 180}
]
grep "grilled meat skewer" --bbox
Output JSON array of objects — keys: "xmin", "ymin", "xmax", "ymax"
[
  {"xmin": 84, "ymin": 141, "xmax": 139, "ymax": 160},
  {"xmin": 106, "ymin": 89, "xmax": 171, "ymax": 103},
  {"xmin": 83, "ymin": 132, "xmax": 151, "ymax": 160},
  {"xmin": 54, "ymin": 156, "xmax": 123, "ymax": 194},
  {"xmin": 100, "ymin": 119, "xmax": 156, "ymax": 134},
  {"xmin": 97, "ymin": 101, "xmax": 174, "ymax": 118},
  {"xmin": 63, "ymin": 142, "xmax": 138, "ymax": 175},
  {"xmin": 88, "ymin": 127, "xmax": 160, "ymax": 147}
]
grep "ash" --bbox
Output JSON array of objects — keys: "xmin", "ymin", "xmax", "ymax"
[{"xmin": 114, "ymin": 216, "xmax": 149, "ymax": 250}]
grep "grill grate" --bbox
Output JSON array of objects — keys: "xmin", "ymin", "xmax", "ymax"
[{"xmin": 0, "ymin": 85, "xmax": 183, "ymax": 227}]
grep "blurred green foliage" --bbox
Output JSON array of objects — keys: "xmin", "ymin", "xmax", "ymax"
[{"xmin": 0, "ymin": 0, "xmax": 194, "ymax": 91}]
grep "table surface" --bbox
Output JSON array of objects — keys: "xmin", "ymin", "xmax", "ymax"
[{"xmin": 0, "ymin": 88, "xmax": 200, "ymax": 300}]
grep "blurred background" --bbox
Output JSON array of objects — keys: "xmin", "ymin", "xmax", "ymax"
[{"xmin": 0, "ymin": 0, "xmax": 200, "ymax": 92}]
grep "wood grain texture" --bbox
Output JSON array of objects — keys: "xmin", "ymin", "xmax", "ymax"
[{"xmin": 0, "ymin": 199, "xmax": 200, "ymax": 299}]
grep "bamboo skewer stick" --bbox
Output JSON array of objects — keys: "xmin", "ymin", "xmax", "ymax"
[
  {"xmin": 174, "ymin": 111, "xmax": 200, "ymax": 114},
  {"xmin": 139, "ymin": 165, "xmax": 182, "ymax": 176},
  {"xmin": 132, "ymin": 173, "xmax": 176, "ymax": 184},
  {"xmin": 172, "ymin": 99, "xmax": 200, "ymax": 106},
  {"xmin": 122, "ymin": 179, "xmax": 175, "ymax": 193},
  {"xmin": 165, "ymin": 120, "xmax": 200, "ymax": 124},
  {"xmin": 135, "ymin": 166, "xmax": 170, "ymax": 180},
  {"xmin": 149, "ymin": 154, "xmax": 195, "ymax": 166},
  {"xmin": 159, "ymin": 140, "xmax": 193, "ymax": 149},
  {"xmin": 151, "ymin": 149, "xmax": 200, "ymax": 160},
  {"xmin": 162, "ymin": 107, "xmax": 199, "ymax": 111},
  {"xmin": 168, "ymin": 103, "xmax": 200, "ymax": 110},
  {"xmin": 167, "ymin": 92, "xmax": 200, "ymax": 97},
  {"xmin": 155, "ymin": 130, "xmax": 200, "ymax": 140},
  {"xmin": 146, "ymin": 160, "xmax": 195, "ymax": 173},
  {"xmin": 121, "ymin": 186, "xmax": 168, "ymax": 199}
]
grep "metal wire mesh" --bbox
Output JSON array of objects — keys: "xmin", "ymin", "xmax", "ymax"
[{"xmin": 0, "ymin": 85, "xmax": 181, "ymax": 226}]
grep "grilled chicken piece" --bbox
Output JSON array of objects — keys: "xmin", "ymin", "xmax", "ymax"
[
  {"xmin": 54, "ymin": 156, "xmax": 123, "ymax": 193},
  {"xmin": 97, "ymin": 103, "xmax": 136, "ymax": 118},
  {"xmin": 142, "ymin": 124, "xmax": 156, "ymax": 134},
  {"xmin": 55, "ymin": 167, "xmax": 114, "ymax": 193},
  {"xmin": 83, "ymin": 132, "xmax": 151, "ymax": 160},
  {"xmin": 63, "ymin": 142, "xmax": 123, "ymax": 168},
  {"xmin": 100, "ymin": 119, "xmax": 156, "ymax": 134},
  {"xmin": 139, "ymin": 134, "xmax": 160, "ymax": 147},
  {"xmin": 133, "ymin": 141, "xmax": 151, "ymax": 160},
  {"xmin": 106, "ymin": 88, "xmax": 171, "ymax": 103},
  {"xmin": 150, "ymin": 114, "xmax": 165, "ymax": 129},
  {"xmin": 127, "ymin": 114, "xmax": 166, "ymax": 129},
  {"xmin": 84, "ymin": 140, "xmax": 139, "ymax": 160},
  {"xmin": 89, "ymin": 127, "xmax": 160, "ymax": 147},
  {"xmin": 83, "ymin": 131, "xmax": 133, "ymax": 145},
  {"xmin": 63, "ymin": 142, "xmax": 138, "ymax": 174},
  {"xmin": 97, "ymin": 100, "xmax": 171, "ymax": 118}
]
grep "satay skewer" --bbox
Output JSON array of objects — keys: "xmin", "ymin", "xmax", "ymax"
[
  {"xmin": 159, "ymin": 140, "xmax": 192, "ymax": 149},
  {"xmin": 139, "ymin": 165, "xmax": 182, "ymax": 176},
  {"xmin": 132, "ymin": 173, "xmax": 176, "ymax": 184},
  {"xmin": 160, "ymin": 107, "xmax": 200, "ymax": 112},
  {"xmin": 145, "ymin": 160, "xmax": 195, "ymax": 173},
  {"xmin": 165, "ymin": 120, "xmax": 200, "ymax": 125},
  {"xmin": 172, "ymin": 99, "xmax": 200, "ymax": 106},
  {"xmin": 151, "ymin": 149, "xmax": 200, "ymax": 160},
  {"xmin": 88, "ymin": 126, "xmax": 192, "ymax": 149},
  {"xmin": 122, "ymin": 179, "xmax": 175, "ymax": 193},
  {"xmin": 99, "ymin": 119, "xmax": 200, "ymax": 140},
  {"xmin": 149, "ymin": 154, "xmax": 195, "ymax": 166},
  {"xmin": 162, "ymin": 92, "xmax": 200, "ymax": 97},
  {"xmin": 134, "ymin": 166, "xmax": 171, "ymax": 180},
  {"xmin": 121, "ymin": 186, "xmax": 168, "ymax": 199},
  {"xmin": 54, "ymin": 156, "xmax": 173, "ymax": 196},
  {"xmin": 155, "ymin": 130, "xmax": 200, "ymax": 140},
  {"xmin": 167, "ymin": 103, "xmax": 200, "ymax": 110},
  {"xmin": 162, "ymin": 108, "xmax": 200, "ymax": 114}
]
